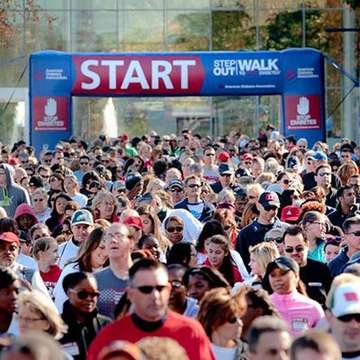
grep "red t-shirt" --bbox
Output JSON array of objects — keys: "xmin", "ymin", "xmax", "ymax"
[
  {"xmin": 87, "ymin": 311, "xmax": 215, "ymax": 360},
  {"xmin": 40, "ymin": 265, "xmax": 62, "ymax": 298}
]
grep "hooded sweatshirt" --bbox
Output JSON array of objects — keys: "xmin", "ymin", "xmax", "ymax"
[
  {"xmin": 0, "ymin": 164, "xmax": 30, "ymax": 217},
  {"xmin": 14, "ymin": 203, "xmax": 39, "ymax": 225}
]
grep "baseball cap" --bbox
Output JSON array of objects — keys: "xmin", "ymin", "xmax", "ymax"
[
  {"xmin": 123, "ymin": 216, "xmax": 143, "ymax": 230},
  {"xmin": 167, "ymin": 179, "xmax": 184, "ymax": 191},
  {"xmin": 0, "ymin": 232, "xmax": 20, "ymax": 246},
  {"xmin": 266, "ymin": 256, "xmax": 300, "ymax": 276},
  {"xmin": 29, "ymin": 175, "xmax": 44, "ymax": 188},
  {"xmin": 125, "ymin": 172, "xmax": 142, "ymax": 191},
  {"xmin": 217, "ymin": 151, "xmax": 230, "ymax": 163},
  {"xmin": 340, "ymin": 143, "xmax": 354, "ymax": 153},
  {"xmin": 310, "ymin": 151, "xmax": 328, "ymax": 162},
  {"xmin": 219, "ymin": 163, "xmax": 234, "ymax": 175},
  {"xmin": 331, "ymin": 282, "xmax": 360, "ymax": 317},
  {"xmin": 281, "ymin": 205, "xmax": 301, "ymax": 223},
  {"xmin": 258, "ymin": 191, "xmax": 280, "ymax": 208},
  {"xmin": 241, "ymin": 153, "xmax": 253, "ymax": 161},
  {"xmin": 71, "ymin": 209, "xmax": 94, "ymax": 226}
]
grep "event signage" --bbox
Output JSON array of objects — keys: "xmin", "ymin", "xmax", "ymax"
[{"xmin": 29, "ymin": 49, "xmax": 325, "ymax": 151}]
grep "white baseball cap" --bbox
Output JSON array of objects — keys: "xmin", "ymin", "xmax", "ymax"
[{"xmin": 331, "ymin": 282, "xmax": 360, "ymax": 317}]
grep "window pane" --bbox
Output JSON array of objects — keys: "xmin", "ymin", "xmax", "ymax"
[
  {"xmin": 71, "ymin": 0, "xmax": 117, "ymax": 10},
  {"xmin": 166, "ymin": 11, "xmax": 210, "ymax": 51},
  {"xmin": 123, "ymin": 0, "xmax": 163, "ymax": 9},
  {"xmin": 167, "ymin": 0, "xmax": 210, "ymax": 10}
]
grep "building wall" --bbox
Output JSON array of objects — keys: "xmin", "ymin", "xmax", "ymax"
[{"xmin": 0, "ymin": 0, "xmax": 358, "ymax": 143}]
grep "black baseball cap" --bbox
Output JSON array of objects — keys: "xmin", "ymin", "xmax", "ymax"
[{"xmin": 266, "ymin": 256, "xmax": 299, "ymax": 277}]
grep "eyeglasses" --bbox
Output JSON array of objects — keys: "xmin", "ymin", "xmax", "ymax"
[
  {"xmin": 285, "ymin": 246, "xmax": 305, "ymax": 253},
  {"xmin": 166, "ymin": 226, "xmax": 183, "ymax": 233},
  {"xmin": 133, "ymin": 285, "xmax": 168, "ymax": 294},
  {"xmin": 170, "ymin": 280, "xmax": 184, "ymax": 289},
  {"xmin": 80, "ymin": 162, "xmax": 89, "ymax": 165},
  {"xmin": 263, "ymin": 206, "xmax": 278, "ymax": 212},
  {"xmin": 269, "ymin": 237, "xmax": 283, "ymax": 244},
  {"xmin": 220, "ymin": 174, "xmax": 232, "ymax": 177},
  {"xmin": 205, "ymin": 153, "xmax": 215, "ymax": 157},
  {"xmin": 188, "ymin": 184, "xmax": 201, "ymax": 189},
  {"xmin": 318, "ymin": 172, "xmax": 331, "ymax": 177},
  {"xmin": 69, "ymin": 289, "xmax": 100, "ymax": 300},
  {"xmin": 170, "ymin": 188, "xmax": 182, "ymax": 193},
  {"xmin": 347, "ymin": 231, "xmax": 360, "ymax": 237},
  {"xmin": 336, "ymin": 314, "xmax": 360, "ymax": 322},
  {"xmin": 33, "ymin": 198, "xmax": 45, "ymax": 202}
]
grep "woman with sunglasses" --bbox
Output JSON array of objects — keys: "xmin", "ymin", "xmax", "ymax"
[
  {"xmin": 60, "ymin": 271, "xmax": 111, "ymax": 360},
  {"xmin": 45, "ymin": 193, "xmax": 72, "ymax": 234},
  {"xmin": 197, "ymin": 287, "xmax": 248, "ymax": 360},
  {"xmin": 164, "ymin": 215, "xmax": 185, "ymax": 245}
]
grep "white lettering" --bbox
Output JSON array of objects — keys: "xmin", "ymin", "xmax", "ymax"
[
  {"xmin": 81, "ymin": 60, "xmax": 100, "ymax": 90},
  {"xmin": 100, "ymin": 60, "xmax": 124, "ymax": 89},
  {"xmin": 173, "ymin": 60, "xmax": 196, "ymax": 89},
  {"xmin": 151, "ymin": 61, "xmax": 173, "ymax": 89},
  {"xmin": 121, "ymin": 61, "xmax": 149, "ymax": 90}
]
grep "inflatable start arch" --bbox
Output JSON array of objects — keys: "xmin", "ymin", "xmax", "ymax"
[{"xmin": 29, "ymin": 48, "xmax": 325, "ymax": 152}]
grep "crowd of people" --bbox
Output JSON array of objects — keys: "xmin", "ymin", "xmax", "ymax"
[{"xmin": 0, "ymin": 127, "xmax": 360, "ymax": 360}]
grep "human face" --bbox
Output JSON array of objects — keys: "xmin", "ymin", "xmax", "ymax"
[
  {"xmin": 327, "ymin": 311, "xmax": 360, "ymax": 352},
  {"xmin": 71, "ymin": 223, "xmax": 93, "ymax": 243},
  {"xmin": 250, "ymin": 330, "xmax": 291, "ymax": 360},
  {"xmin": 32, "ymin": 193, "xmax": 47, "ymax": 213},
  {"xmin": 0, "ymin": 241, "xmax": 19, "ymax": 267},
  {"xmin": 203, "ymin": 149, "xmax": 216, "ymax": 166},
  {"xmin": 127, "ymin": 268, "xmax": 171, "ymax": 322},
  {"xmin": 279, "ymin": 175, "xmax": 291, "ymax": 190},
  {"xmin": 49, "ymin": 176, "xmax": 62, "ymax": 191},
  {"xmin": 305, "ymin": 218, "xmax": 326, "ymax": 239},
  {"xmin": 344, "ymin": 223, "xmax": 360, "ymax": 254},
  {"xmin": 186, "ymin": 179, "xmax": 202, "ymax": 199},
  {"xmin": 248, "ymin": 190, "xmax": 259, "ymax": 204},
  {"xmin": 258, "ymin": 204, "xmax": 278, "ymax": 224},
  {"xmin": 187, "ymin": 273, "xmax": 210, "ymax": 301},
  {"xmin": 269, "ymin": 267, "xmax": 298, "ymax": 295},
  {"xmin": 249, "ymin": 253, "xmax": 262, "ymax": 276},
  {"xmin": 189, "ymin": 245, "xmax": 198, "ymax": 267},
  {"xmin": 39, "ymin": 170, "xmax": 51, "ymax": 184},
  {"xmin": 98, "ymin": 197, "xmax": 115, "ymax": 219},
  {"xmin": 79, "ymin": 158, "xmax": 90, "ymax": 172},
  {"xmin": 127, "ymin": 226, "xmax": 143, "ymax": 248},
  {"xmin": 168, "ymin": 268, "xmax": 186, "ymax": 309},
  {"xmin": 220, "ymin": 173, "xmax": 232, "ymax": 187},
  {"xmin": 284, "ymin": 233, "xmax": 308, "ymax": 266},
  {"xmin": 165, "ymin": 220, "xmax": 183, "ymax": 244},
  {"xmin": 104, "ymin": 223, "xmax": 130, "ymax": 259},
  {"xmin": 55, "ymin": 197, "xmax": 67, "ymax": 215},
  {"xmin": 64, "ymin": 177, "xmax": 77, "ymax": 194},
  {"xmin": 90, "ymin": 239, "xmax": 108, "ymax": 269},
  {"xmin": 213, "ymin": 316, "xmax": 243, "ymax": 344},
  {"xmin": 140, "ymin": 215, "xmax": 154, "ymax": 235},
  {"xmin": 17, "ymin": 214, "xmax": 36, "ymax": 231},
  {"xmin": 205, "ymin": 242, "xmax": 226, "ymax": 269},
  {"xmin": 67, "ymin": 277, "xmax": 99, "ymax": 314},
  {"xmin": 169, "ymin": 187, "xmax": 184, "ymax": 204},
  {"xmin": 341, "ymin": 188, "xmax": 356, "ymax": 208},
  {"xmin": 341, "ymin": 151, "xmax": 352, "ymax": 163},
  {"xmin": 292, "ymin": 348, "xmax": 332, "ymax": 360},
  {"xmin": 325, "ymin": 244, "xmax": 340, "ymax": 263},
  {"xmin": 18, "ymin": 303, "xmax": 50, "ymax": 335},
  {"xmin": 141, "ymin": 237, "xmax": 160, "ymax": 260},
  {"xmin": 0, "ymin": 280, "xmax": 19, "ymax": 314},
  {"xmin": 315, "ymin": 168, "xmax": 331, "ymax": 188},
  {"xmin": 32, "ymin": 227, "xmax": 50, "ymax": 242},
  {"xmin": 39, "ymin": 242, "xmax": 58, "ymax": 267}
]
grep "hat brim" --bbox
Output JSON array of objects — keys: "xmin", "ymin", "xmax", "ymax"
[
  {"xmin": 333, "ymin": 304, "xmax": 360, "ymax": 318},
  {"xmin": 220, "ymin": 171, "xmax": 233, "ymax": 175},
  {"xmin": 71, "ymin": 221, "xmax": 93, "ymax": 226}
]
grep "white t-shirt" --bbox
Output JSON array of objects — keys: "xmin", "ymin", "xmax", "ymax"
[
  {"xmin": 58, "ymin": 239, "xmax": 79, "ymax": 269},
  {"xmin": 211, "ymin": 344, "xmax": 237, "ymax": 360}
]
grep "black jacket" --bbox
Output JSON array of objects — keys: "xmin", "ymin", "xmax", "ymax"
[
  {"xmin": 174, "ymin": 198, "xmax": 215, "ymax": 223},
  {"xmin": 60, "ymin": 301, "xmax": 111, "ymax": 360}
]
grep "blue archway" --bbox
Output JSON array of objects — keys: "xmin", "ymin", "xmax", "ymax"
[{"xmin": 29, "ymin": 48, "xmax": 325, "ymax": 152}]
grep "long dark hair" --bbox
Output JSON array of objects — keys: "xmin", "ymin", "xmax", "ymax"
[{"xmin": 196, "ymin": 220, "xmax": 225, "ymax": 252}]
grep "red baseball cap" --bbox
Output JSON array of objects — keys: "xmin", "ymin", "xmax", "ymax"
[
  {"xmin": 241, "ymin": 153, "xmax": 253, "ymax": 161},
  {"xmin": 123, "ymin": 216, "xmax": 143, "ymax": 230},
  {"xmin": 217, "ymin": 151, "xmax": 230, "ymax": 162},
  {"xmin": 0, "ymin": 232, "xmax": 20, "ymax": 246},
  {"xmin": 281, "ymin": 205, "xmax": 301, "ymax": 223}
]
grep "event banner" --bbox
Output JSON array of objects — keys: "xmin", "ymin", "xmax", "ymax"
[{"xmin": 29, "ymin": 49, "xmax": 325, "ymax": 151}]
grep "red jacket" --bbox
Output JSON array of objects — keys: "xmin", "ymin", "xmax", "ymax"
[{"xmin": 87, "ymin": 311, "xmax": 215, "ymax": 360}]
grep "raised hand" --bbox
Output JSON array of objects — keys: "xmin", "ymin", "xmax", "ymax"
[
  {"xmin": 45, "ymin": 97, "xmax": 57, "ymax": 117},
  {"xmin": 297, "ymin": 96, "xmax": 309, "ymax": 115}
]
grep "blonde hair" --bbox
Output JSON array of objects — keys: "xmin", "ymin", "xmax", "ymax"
[
  {"xmin": 337, "ymin": 161, "xmax": 359, "ymax": 186},
  {"xmin": 92, "ymin": 190, "xmax": 117, "ymax": 219},
  {"xmin": 217, "ymin": 189, "xmax": 235, "ymax": 204},
  {"xmin": 18, "ymin": 290, "xmax": 67, "ymax": 339},
  {"xmin": 249, "ymin": 242, "xmax": 280, "ymax": 275},
  {"xmin": 255, "ymin": 172, "xmax": 276, "ymax": 184}
]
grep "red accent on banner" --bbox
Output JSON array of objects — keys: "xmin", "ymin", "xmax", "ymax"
[
  {"xmin": 72, "ymin": 55, "xmax": 205, "ymax": 95},
  {"xmin": 285, "ymin": 95, "xmax": 321, "ymax": 130},
  {"xmin": 33, "ymin": 96, "xmax": 69, "ymax": 131}
]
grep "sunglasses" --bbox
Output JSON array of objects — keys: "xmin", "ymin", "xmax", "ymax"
[
  {"xmin": 336, "ymin": 314, "xmax": 360, "ymax": 323},
  {"xmin": 133, "ymin": 285, "xmax": 167, "ymax": 294},
  {"xmin": 205, "ymin": 153, "xmax": 215, "ymax": 157},
  {"xmin": 318, "ymin": 172, "xmax": 331, "ymax": 177},
  {"xmin": 263, "ymin": 206, "xmax": 278, "ymax": 212},
  {"xmin": 269, "ymin": 237, "xmax": 283, "ymax": 244},
  {"xmin": 33, "ymin": 198, "xmax": 45, "ymax": 202},
  {"xmin": 220, "ymin": 174, "xmax": 232, "ymax": 177},
  {"xmin": 170, "ymin": 188, "xmax": 182, "ymax": 193},
  {"xmin": 69, "ymin": 289, "xmax": 100, "ymax": 300},
  {"xmin": 80, "ymin": 162, "xmax": 89, "ymax": 165},
  {"xmin": 166, "ymin": 226, "xmax": 183, "ymax": 233},
  {"xmin": 285, "ymin": 246, "xmax": 305, "ymax": 253}
]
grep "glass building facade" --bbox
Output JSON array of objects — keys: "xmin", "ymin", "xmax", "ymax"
[{"xmin": 0, "ymin": 0, "xmax": 359, "ymax": 144}]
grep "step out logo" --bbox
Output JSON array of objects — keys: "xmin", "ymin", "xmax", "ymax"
[
  {"xmin": 285, "ymin": 95, "xmax": 321, "ymax": 130},
  {"xmin": 33, "ymin": 96, "xmax": 68, "ymax": 131}
]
